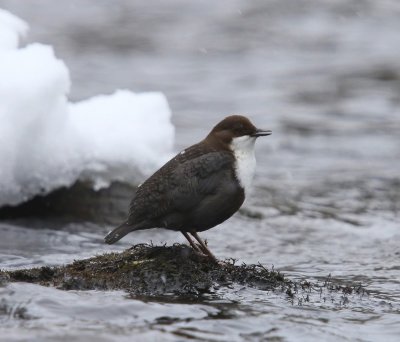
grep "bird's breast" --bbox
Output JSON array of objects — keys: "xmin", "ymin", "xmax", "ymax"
[{"xmin": 230, "ymin": 137, "xmax": 257, "ymax": 195}]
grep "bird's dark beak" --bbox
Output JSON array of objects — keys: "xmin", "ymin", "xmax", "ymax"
[{"xmin": 251, "ymin": 129, "xmax": 272, "ymax": 137}]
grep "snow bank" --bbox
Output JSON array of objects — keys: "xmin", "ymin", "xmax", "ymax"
[
  {"xmin": 0, "ymin": 10, "xmax": 174, "ymax": 207},
  {"xmin": 0, "ymin": 9, "xmax": 28, "ymax": 50},
  {"xmin": 69, "ymin": 90, "xmax": 173, "ymax": 190}
]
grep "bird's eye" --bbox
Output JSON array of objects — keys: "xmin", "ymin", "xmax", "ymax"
[{"xmin": 235, "ymin": 123, "xmax": 243, "ymax": 131}]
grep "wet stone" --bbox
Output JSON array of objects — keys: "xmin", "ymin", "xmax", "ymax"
[{"xmin": 1, "ymin": 244, "xmax": 368, "ymax": 304}]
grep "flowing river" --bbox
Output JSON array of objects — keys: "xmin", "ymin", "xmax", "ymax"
[{"xmin": 0, "ymin": 1, "xmax": 399, "ymax": 341}]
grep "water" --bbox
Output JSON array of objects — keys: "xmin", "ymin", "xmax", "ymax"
[{"xmin": 0, "ymin": 0, "xmax": 399, "ymax": 340}]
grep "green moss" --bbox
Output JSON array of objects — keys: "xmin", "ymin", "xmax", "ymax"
[{"xmin": 1, "ymin": 244, "xmax": 368, "ymax": 303}]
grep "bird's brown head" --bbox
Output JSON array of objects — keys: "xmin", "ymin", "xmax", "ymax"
[{"xmin": 206, "ymin": 115, "xmax": 271, "ymax": 150}]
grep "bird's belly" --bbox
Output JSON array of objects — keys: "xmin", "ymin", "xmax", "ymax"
[{"xmin": 186, "ymin": 184, "xmax": 245, "ymax": 232}]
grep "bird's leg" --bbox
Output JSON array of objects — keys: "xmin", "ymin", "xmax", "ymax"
[
  {"xmin": 190, "ymin": 232, "xmax": 218, "ymax": 262},
  {"xmin": 181, "ymin": 231, "xmax": 204, "ymax": 254}
]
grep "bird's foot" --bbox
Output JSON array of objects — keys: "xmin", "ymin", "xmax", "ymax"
[
  {"xmin": 191, "ymin": 247, "xmax": 219, "ymax": 264},
  {"xmin": 193, "ymin": 250, "xmax": 209, "ymax": 259}
]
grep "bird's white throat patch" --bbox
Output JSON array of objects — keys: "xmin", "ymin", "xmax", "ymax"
[{"xmin": 230, "ymin": 135, "xmax": 256, "ymax": 194}]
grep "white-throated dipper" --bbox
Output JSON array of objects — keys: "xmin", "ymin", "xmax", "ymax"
[{"xmin": 104, "ymin": 115, "xmax": 271, "ymax": 261}]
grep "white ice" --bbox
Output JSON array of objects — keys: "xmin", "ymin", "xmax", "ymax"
[{"xmin": 0, "ymin": 10, "xmax": 174, "ymax": 207}]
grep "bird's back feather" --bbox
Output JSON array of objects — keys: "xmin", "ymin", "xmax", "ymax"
[{"xmin": 125, "ymin": 142, "xmax": 244, "ymax": 232}]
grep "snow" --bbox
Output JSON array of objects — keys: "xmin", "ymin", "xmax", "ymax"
[
  {"xmin": 0, "ymin": 9, "xmax": 28, "ymax": 50},
  {"xmin": 69, "ymin": 90, "xmax": 173, "ymax": 190},
  {"xmin": 0, "ymin": 10, "xmax": 174, "ymax": 207}
]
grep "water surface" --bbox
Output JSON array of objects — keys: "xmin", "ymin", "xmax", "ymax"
[{"xmin": 0, "ymin": 0, "xmax": 399, "ymax": 340}]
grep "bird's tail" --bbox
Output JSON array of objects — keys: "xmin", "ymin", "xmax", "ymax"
[{"xmin": 104, "ymin": 221, "xmax": 136, "ymax": 244}]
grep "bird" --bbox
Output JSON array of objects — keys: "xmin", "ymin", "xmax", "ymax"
[{"xmin": 104, "ymin": 115, "xmax": 271, "ymax": 261}]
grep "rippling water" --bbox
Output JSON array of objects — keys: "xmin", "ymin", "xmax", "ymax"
[{"xmin": 0, "ymin": 0, "xmax": 399, "ymax": 341}]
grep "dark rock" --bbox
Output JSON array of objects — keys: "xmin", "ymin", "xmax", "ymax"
[
  {"xmin": 0, "ymin": 244, "xmax": 369, "ymax": 305},
  {"xmin": 0, "ymin": 181, "xmax": 135, "ymax": 225},
  {"xmin": 1, "ymin": 244, "xmax": 288, "ymax": 296}
]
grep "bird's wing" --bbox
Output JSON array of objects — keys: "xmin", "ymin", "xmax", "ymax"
[
  {"xmin": 127, "ymin": 150, "xmax": 235, "ymax": 225},
  {"xmin": 167, "ymin": 151, "xmax": 235, "ymax": 210}
]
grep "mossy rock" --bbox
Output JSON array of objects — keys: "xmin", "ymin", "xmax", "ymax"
[{"xmin": 1, "ymin": 244, "xmax": 368, "ymax": 304}]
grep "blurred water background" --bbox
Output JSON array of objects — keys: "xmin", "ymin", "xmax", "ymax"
[{"xmin": 0, "ymin": 1, "xmax": 399, "ymax": 341}]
